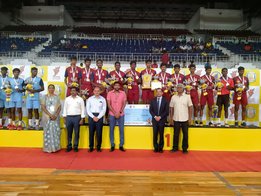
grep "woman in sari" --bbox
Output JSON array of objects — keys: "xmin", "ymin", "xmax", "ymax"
[{"xmin": 41, "ymin": 84, "xmax": 61, "ymax": 153}]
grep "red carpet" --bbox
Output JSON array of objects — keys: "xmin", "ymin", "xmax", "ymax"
[{"xmin": 0, "ymin": 148, "xmax": 261, "ymax": 171}]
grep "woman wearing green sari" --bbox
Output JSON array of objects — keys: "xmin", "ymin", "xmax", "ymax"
[{"xmin": 41, "ymin": 84, "xmax": 61, "ymax": 153}]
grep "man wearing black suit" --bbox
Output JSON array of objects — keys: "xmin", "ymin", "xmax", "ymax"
[{"xmin": 149, "ymin": 88, "xmax": 169, "ymax": 153}]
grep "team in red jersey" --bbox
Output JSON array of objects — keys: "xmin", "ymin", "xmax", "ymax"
[
  {"xmin": 80, "ymin": 58, "xmax": 94, "ymax": 99},
  {"xmin": 185, "ymin": 64, "xmax": 201, "ymax": 126},
  {"xmin": 233, "ymin": 66, "xmax": 249, "ymax": 127},
  {"xmin": 199, "ymin": 66, "xmax": 215, "ymax": 126},
  {"xmin": 216, "ymin": 68, "xmax": 234, "ymax": 127},
  {"xmin": 63, "ymin": 58, "xmax": 250, "ymax": 128},
  {"xmin": 64, "ymin": 56, "xmax": 82, "ymax": 97},
  {"xmin": 140, "ymin": 59, "xmax": 157, "ymax": 104}
]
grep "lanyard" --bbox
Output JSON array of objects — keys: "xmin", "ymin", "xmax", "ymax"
[
  {"xmin": 205, "ymin": 74, "xmax": 213, "ymax": 83},
  {"xmin": 238, "ymin": 76, "xmax": 245, "ymax": 84},
  {"xmin": 160, "ymin": 72, "xmax": 166, "ymax": 84},
  {"xmin": 174, "ymin": 74, "xmax": 180, "ymax": 84}
]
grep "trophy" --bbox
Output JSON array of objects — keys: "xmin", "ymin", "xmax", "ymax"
[
  {"xmin": 3, "ymin": 82, "xmax": 12, "ymax": 102},
  {"xmin": 151, "ymin": 75, "xmax": 162, "ymax": 90},
  {"xmin": 215, "ymin": 79, "xmax": 223, "ymax": 95},
  {"xmin": 199, "ymin": 79, "xmax": 208, "ymax": 96},
  {"xmin": 142, "ymin": 73, "xmax": 152, "ymax": 89},
  {"xmin": 184, "ymin": 80, "xmax": 192, "ymax": 95},
  {"xmin": 25, "ymin": 79, "xmax": 34, "ymax": 97},
  {"xmin": 235, "ymin": 83, "xmax": 244, "ymax": 100}
]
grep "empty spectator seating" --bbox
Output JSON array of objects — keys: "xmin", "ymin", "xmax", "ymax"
[
  {"xmin": 194, "ymin": 29, "xmax": 260, "ymax": 37},
  {"xmin": 217, "ymin": 41, "xmax": 261, "ymax": 55},
  {"xmin": 0, "ymin": 25, "xmax": 69, "ymax": 32}
]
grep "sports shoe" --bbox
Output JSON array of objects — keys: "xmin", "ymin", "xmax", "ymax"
[
  {"xmin": 241, "ymin": 122, "xmax": 247, "ymax": 127},
  {"xmin": 0, "ymin": 124, "xmax": 3, "ymax": 129},
  {"xmin": 224, "ymin": 123, "xmax": 230, "ymax": 128},
  {"xmin": 199, "ymin": 122, "xmax": 203, "ymax": 127},
  {"xmin": 17, "ymin": 125, "xmax": 23, "ymax": 130},
  {"xmin": 216, "ymin": 123, "xmax": 222, "ymax": 127},
  {"xmin": 7, "ymin": 124, "xmax": 12, "ymax": 130},
  {"xmin": 194, "ymin": 121, "xmax": 199, "ymax": 126},
  {"xmin": 235, "ymin": 122, "xmax": 239, "ymax": 127},
  {"xmin": 208, "ymin": 122, "xmax": 214, "ymax": 127}
]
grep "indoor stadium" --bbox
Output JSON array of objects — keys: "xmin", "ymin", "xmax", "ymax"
[{"xmin": 0, "ymin": 0, "xmax": 261, "ymax": 195}]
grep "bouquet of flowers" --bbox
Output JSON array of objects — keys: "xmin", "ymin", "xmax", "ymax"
[
  {"xmin": 126, "ymin": 76, "xmax": 133, "ymax": 89},
  {"xmin": 107, "ymin": 75, "xmax": 117, "ymax": 86},
  {"xmin": 184, "ymin": 80, "xmax": 192, "ymax": 95},
  {"xmin": 25, "ymin": 80, "xmax": 34, "ymax": 97},
  {"xmin": 199, "ymin": 79, "xmax": 208, "ymax": 96},
  {"xmin": 164, "ymin": 78, "xmax": 173, "ymax": 93}
]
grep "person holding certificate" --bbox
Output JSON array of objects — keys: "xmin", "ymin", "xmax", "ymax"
[{"xmin": 140, "ymin": 59, "xmax": 156, "ymax": 104}]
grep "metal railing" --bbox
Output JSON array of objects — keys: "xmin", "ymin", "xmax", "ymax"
[{"xmin": 37, "ymin": 51, "xmax": 228, "ymax": 64}]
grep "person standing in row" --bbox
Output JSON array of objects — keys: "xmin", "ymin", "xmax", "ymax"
[
  {"xmin": 216, "ymin": 68, "xmax": 234, "ymax": 127},
  {"xmin": 0, "ymin": 67, "xmax": 11, "ymax": 129},
  {"xmin": 149, "ymin": 88, "xmax": 169, "ymax": 153},
  {"xmin": 140, "ymin": 59, "xmax": 156, "ymax": 104},
  {"xmin": 199, "ymin": 65, "xmax": 215, "ymax": 126},
  {"xmin": 93, "ymin": 59, "xmax": 109, "ymax": 98},
  {"xmin": 41, "ymin": 84, "xmax": 61, "ymax": 153},
  {"xmin": 107, "ymin": 82, "xmax": 127, "ymax": 152},
  {"xmin": 25, "ymin": 67, "xmax": 44, "ymax": 130},
  {"xmin": 125, "ymin": 61, "xmax": 140, "ymax": 104},
  {"xmin": 169, "ymin": 84, "xmax": 193, "ymax": 154},
  {"xmin": 80, "ymin": 58, "xmax": 94, "ymax": 99},
  {"xmin": 185, "ymin": 64, "xmax": 200, "ymax": 126},
  {"xmin": 9, "ymin": 68, "xmax": 25, "ymax": 130},
  {"xmin": 63, "ymin": 86, "xmax": 85, "ymax": 152},
  {"xmin": 64, "ymin": 56, "xmax": 82, "ymax": 97},
  {"xmin": 109, "ymin": 61, "xmax": 125, "ymax": 89},
  {"xmin": 233, "ymin": 66, "xmax": 249, "ymax": 127},
  {"xmin": 86, "ymin": 86, "xmax": 107, "ymax": 152}
]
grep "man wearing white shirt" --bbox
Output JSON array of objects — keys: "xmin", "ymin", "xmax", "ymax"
[
  {"xmin": 63, "ymin": 87, "xmax": 85, "ymax": 152},
  {"xmin": 169, "ymin": 83, "xmax": 193, "ymax": 154},
  {"xmin": 86, "ymin": 86, "xmax": 107, "ymax": 152}
]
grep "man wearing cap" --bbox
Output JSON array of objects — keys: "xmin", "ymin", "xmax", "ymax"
[{"xmin": 169, "ymin": 83, "xmax": 193, "ymax": 154}]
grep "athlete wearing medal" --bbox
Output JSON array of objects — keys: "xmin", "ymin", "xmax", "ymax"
[
  {"xmin": 185, "ymin": 64, "xmax": 201, "ymax": 126},
  {"xmin": 140, "ymin": 59, "xmax": 156, "ymax": 104},
  {"xmin": 125, "ymin": 60, "xmax": 140, "ymax": 104},
  {"xmin": 233, "ymin": 66, "xmax": 249, "ymax": 127},
  {"xmin": 171, "ymin": 64, "xmax": 185, "ymax": 94},
  {"xmin": 9, "ymin": 68, "xmax": 25, "ymax": 130},
  {"xmin": 92, "ymin": 59, "xmax": 109, "ymax": 98},
  {"xmin": 25, "ymin": 67, "xmax": 44, "ymax": 130},
  {"xmin": 216, "ymin": 68, "xmax": 234, "ymax": 127},
  {"xmin": 0, "ymin": 67, "xmax": 11, "ymax": 129},
  {"xmin": 80, "ymin": 58, "xmax": 94, "ymax": 99},
  {"xmin": 109, "ymin": 61, "xmax": 125, "ymax": 90},
  {"xmin": 64, "ymin": 56, "xmax": 82, "ymax": 97},
  {"xmin": 199, "ymin": 65, "xmax": 215, "ymax": 126},
  {"xmin": 158, "ymin": 63, "xmax": 171, "ymax": 102}
]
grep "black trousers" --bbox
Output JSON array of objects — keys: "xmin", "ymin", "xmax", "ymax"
[
  {"xmin": 88, "ymin": 113, "xmax": 103, "ymax": 149},
  {"xmin": 152, "ymin": 120, "xmax": 165, "ymax": 150},
  {"xmin": 66, "ymin": 115, "xmax": 81, "ymax": 148},
  {"xmin": 173, "ymin": 121, "xmax": 189, "ymax": 151}
]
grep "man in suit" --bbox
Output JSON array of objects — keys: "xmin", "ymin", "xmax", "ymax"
[{"xmin": 149, "ymin": 88, "xmax": 169, "ymax": 153}]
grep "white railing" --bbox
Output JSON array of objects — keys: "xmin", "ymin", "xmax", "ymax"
[{"xmin": 37, "ymin": 51, "xmax": 226, "ymax": 64}]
